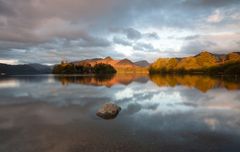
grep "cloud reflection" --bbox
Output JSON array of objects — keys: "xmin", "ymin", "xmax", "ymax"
[
  {"xmin": 0, "ymin": 75, "xmax": 240, "ymax": 151},
  {"xmin": 0, "ymin": 79, "xmax": 19, "ymax": 88}
]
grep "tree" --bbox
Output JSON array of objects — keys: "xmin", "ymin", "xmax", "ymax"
[
  {"xmin": 52, "ymin": 62, "xmax": 117, "ymax": 74},
  {"xmin": 94, "ymin": 63, "xmax": 117, "ymax": 74}
]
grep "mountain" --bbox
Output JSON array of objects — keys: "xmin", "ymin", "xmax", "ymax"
[
  {"xmin": 150, "ymin": 51, "xmax": 240, "ymax": 75},
  {"xmin": 175, "ymin": 51, "xmax": 218, "ymax": 70},
  {"xmin": 115, "ymin": 59, "xmax": 135, "ymax": 67},
  {"xmin": 55, "ymin": 73, "xmax": 149, "ymax": 87},
  {"xmin": 150, "ymin": 74, "xmax": 240, "ymax": 92},
  {"xmin": 134, "ymin": 60, "xmax": 150, "ymax": 67},
  {"xmin": 28, "ymin": 63, "xmax": 52, "ymax": 73},
  {"xmin": 0, "ymin": 63, "xmax": 52, "ymax": 75},
  {"xmin": 70, "ymin": 57, "xmax": 148, "ymax": 73}
]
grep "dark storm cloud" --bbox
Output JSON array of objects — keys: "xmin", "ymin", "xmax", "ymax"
[
  {"xmin": 70, "ymin": 35, "xmax": 111, "ymax": 48},
  {"xmin": 125, "ymin": 28, "xmax": 142, "ymax": 40},
  {"xmin": 133, "ymin": 43, "xmax": 156, "ymax": 51},
  {"xmin": 183, "ymin": 0, "xmax": 240, "ymax": 8},
  {"xmin": 113, "ymin": 37, "xmax": 132, "ymax": 46},
  {"xmin": 144, "ymin": 32, "xmax": 160, "ymax": 39},
  {"xmin": 0, "ymin": 0, "xmax": 15, "ymax": 16},
  {"xmin": 0, "ymin": 0, "xmax": 126, "ymax": 43},
  {"xmin": 110, "ymin": 27, "xmax": 160, "ymax": 41},
  {"xmin": 110, "ymin": 27, "xmax": 142, "ymax": 40}
]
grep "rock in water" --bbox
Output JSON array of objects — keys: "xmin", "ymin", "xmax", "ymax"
[{"xmin": 96, "ymin": 103, "xmax": 121, "ymax": 119}]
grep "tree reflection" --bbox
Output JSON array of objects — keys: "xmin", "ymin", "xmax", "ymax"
[
  {"xmin": 150, "ymin": 74, "xmax": 240, "ymax": 92},
  {"xmin": 54, "ymin": 73, "xmax": 149, "ymax": 87},
  {"xmin": 54, "ymin": 74, "xmax": 240, "ymax": 92}
]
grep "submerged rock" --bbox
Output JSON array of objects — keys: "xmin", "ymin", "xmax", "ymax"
[{"xmin": 96, "ymin": 103, "xmax": 121, "ymax": 119}]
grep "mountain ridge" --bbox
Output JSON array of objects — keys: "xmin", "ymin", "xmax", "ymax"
[
  {"xmin": 134, "ymin": 60, "xmax": 150, "ymax": 67},
  {"xmin": 69, "ymin": 57, "xmax": 148, "ymax": 73},
  {"xmin": 0, "ymin": 63, "xmax": 52, "ymax": 75},
  {"xmin": 150, "ymin": 51, "xmax": 240, "ymax": 74}
]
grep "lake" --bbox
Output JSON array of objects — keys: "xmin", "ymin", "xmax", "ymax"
[{"xmin": 0, "ymin": 74, "xmax": 240, "ymax": 152}]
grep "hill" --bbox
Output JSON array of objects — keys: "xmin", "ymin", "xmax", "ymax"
[
  {"xmin": 70, "ymin": 57, "xmax": 148, "ymax": 73},
  {"xmin": 52, "ymin": 62, "xmax": 117, "ymax": 74},
  {"xmin": 134, "ymin": 60, "xmax": 150, "ymax": 67},
  {"xmin": 149, "ymin": 51, "xmax": 240, "ymax": 75},
  {"xmin": 0, "ymin": 63, "xmax": 52, "ymax": 75}
]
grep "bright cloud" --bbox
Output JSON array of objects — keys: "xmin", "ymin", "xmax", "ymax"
[{"xmin": 207, "ymin": 9, "xmax": 224, "ymax": 23}]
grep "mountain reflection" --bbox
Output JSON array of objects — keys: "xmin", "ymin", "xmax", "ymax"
[
  {"xmin": 54, "ymin": 74, "xmax": 240, "ymax": 91},
  {"xmin": 54, "ymin": 74, "xmax": 149, "ymax": 87},
  {"xmin": 150, "ymin": 74, "xmax": 240, "ymax": 92},
  {"xmin": 0, "ymin": 74, "xmax": 240, "ymax": 151}
]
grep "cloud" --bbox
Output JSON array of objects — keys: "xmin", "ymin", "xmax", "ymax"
[
  {"xmin": 171, "ymin": 35, "xmax": 201, "ymax": 41},
  {"xmin": 124, "ymin": 28, "xmax": 142, "ymax": 40},
  {"xmin": 181, "ymin": 33, "xmax": 240, "ymax": 55},
  {"xmin": 182, "ymin": 0, "xmax": 240, "ymax": 8},
  {"xmin": 237, "ymin": 41, "xmax": 240, "ymax": 46},
  {"xmin": 133, "ymin": 42, "xmax": 156, "ymax": 51},
  {"xmin": 113, "ymin": 37, "xmax": 132, "ymax": 46},
  {"xmin": 125, "ymin": 103, "xmax": 142, "ymax": 115},
  {"xmin": 180, "ymin": 40, "xmax": 217, "ymax": 55},
  {"xmin": 184, "ymin": 35, "xmax": 201, "ymax": 40},
  {"xmin": 110, "ymin": 27, "xmax": 142, "ymax": 40},
  {"xmin": 0, "ymin": 59, "xmax": 18, "ymax": 65},
  {"xmin": 70, "ymin": 36, "xmax": 111, "ymax": 48},
  {"xmin": 0, "ymin": 0, "xmax": 239, "ymax": 64},
  {"xmin": 144, "ymin": 32, "xmax": 160, "ymax": 39},
  {"xmin": 0, "ymin": 0, "xmax": 15, "ymax": 16},
  {"xmin": 207, "ymin": 10, "xmax": 224, "ymax": 23},
  {"xmin": 111, "ymin": 27, "xmax": 160, "ymax": 41}
]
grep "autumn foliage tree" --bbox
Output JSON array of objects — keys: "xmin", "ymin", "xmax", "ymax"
[
  {"xmin": 53, "ymin": 62, "xmax": 116, "ymax": 74},
  {"xmin": 149, "ymin": 51, "xmax": 240, "ymax": 75}
]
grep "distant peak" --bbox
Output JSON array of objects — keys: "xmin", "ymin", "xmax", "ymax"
[
  {"xmin": 121, "ymin": 58, "xmax": 131, "ymax": 61},
  {"xmin": 134, "ymin": 60, "xmax": 149, "ymax": 63},
  {"xmin": 195, "ymin": 51, "xmax": 213, "ymax": 57},
  {"xmin": 104, "ymin": 56, "xmax": 113, "ymax": 60},
  {"xmin": 117, "ymin": 58, "xmax": 134, "ymax": 65},
  {"xmin": 134, "ymin": 60, "xmax": 150, "ymax": 67},
  {"xmin": 200, "ymin": 50, "xmax": 211, "ymax": 54}
]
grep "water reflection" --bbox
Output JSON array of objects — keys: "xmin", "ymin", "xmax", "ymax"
[
  {"xmin": 150, "ymin": 74, "xmax": 240, "ymax": 92},
  {"xmin": 55, "ymin": 73, "xmax": 149, "ymax": 87},
  {"xmin": 0, "ymin": 74, "xmax": 240, "ymax": 151},
  {"xmin": 0, "ymin": 79, "xmax": 19, "ymax": 88},
  {"xmin": 53, "ymin": 74, "xmax": 240, "ymax": 92}
]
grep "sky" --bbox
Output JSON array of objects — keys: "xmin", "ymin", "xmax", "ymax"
[{"xmin": 0, "ymin": 0, "xmax": 240, "ymax": 64}]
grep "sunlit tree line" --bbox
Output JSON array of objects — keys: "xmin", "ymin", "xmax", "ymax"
[
  {"xmin": 53, "ymin": 62, "xmax": 117, "ymax": 74},
  {"xmin": 149, "ymin": 52, "xmax": 240, "ymax": 75}
]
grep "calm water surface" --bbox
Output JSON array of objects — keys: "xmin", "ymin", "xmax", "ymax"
[{"xmin": 0, "ymin": 74, "xmax": 240, "ymax": 152}]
